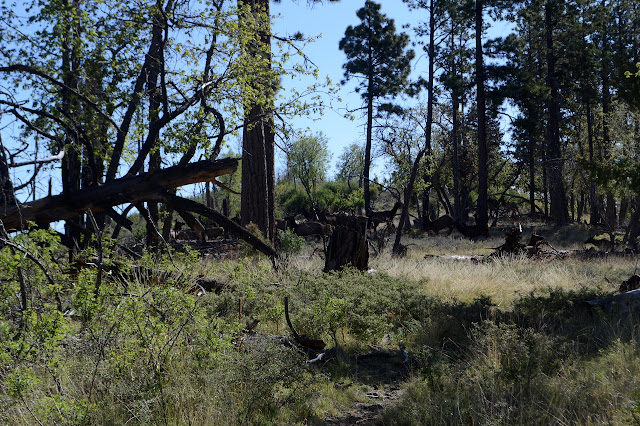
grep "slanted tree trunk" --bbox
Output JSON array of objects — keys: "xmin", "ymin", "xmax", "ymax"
[{"xmin": 0, "ymin": 158, "xmax": 238, "ymax": 231}]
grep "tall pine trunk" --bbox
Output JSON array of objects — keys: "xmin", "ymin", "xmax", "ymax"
[
  {"xmin": 239, "ymin": 0, "xmax": 276, "ymax": 244},
  {"xmin": 586, "ymin": 98, "xmax": 601, "ymax": 225},
  {"xmin": 145, "ymin": 8, "xmax": 165, "ymax": 248},
  {"xmin": 475, "ymin": 0, "xmax": 488, "ymax": 234},
  {"xmin": 61, "ymin": 0, "xmax": 82, "ymax": 259},
  {"xmin": 545, "ymin": 0, "xmax": 569, "ymax": 224},
  {"xmin": 451, "ymin": 32, "xmax": 463, "ymax": 222},
  {"xmin": 364, "ymin": 90, "xmax": 373, "ymax": 216},
  {"xmin": 600, "ymin": 0, "xmax": 616, "ymax": 229}
]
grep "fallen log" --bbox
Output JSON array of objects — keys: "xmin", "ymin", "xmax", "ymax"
[
  {"xmin": 1, "ymin": 157, "xmax": 277, "ymax": 258},
  {"xmin": 585, "ymin": 274, "xmax": 640, "ymax": 315},
  {"xmin": 1, "ymin": 157, "xmax": 238, "ymax": 231},
  {"xmin": 585, "ymin": 289, "xmax": 640, "ymax": 315}
]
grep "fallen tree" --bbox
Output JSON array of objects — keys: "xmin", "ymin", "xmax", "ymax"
[
  {"xmin": 1, "ymin": 157, "xmax": 237, "ymax": 231},
  {"xmin": 0, "ymin": 157, "xmax": 277, "ymax": 258},
  {"xmin": 0, "ymin": 1, "xmax": 317, "ymax": 260}
]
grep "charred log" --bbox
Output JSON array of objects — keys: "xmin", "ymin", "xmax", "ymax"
[{"xmin": 325, "ymin": 216, "xmax": 368, "ymax": 272}]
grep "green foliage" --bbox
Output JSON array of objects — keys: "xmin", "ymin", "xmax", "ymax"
[
  {"xmin": 284, "ymin": 131, "xmax": 331, "ymax": 212},
  {"xmin": 581, "ymin": 156, "xmax": 640, "ymax": 196},
  {"xmin": 335, "ymin": 143, "xmax": 365, "ymax": 188},
  {"xmin": 277, "ymin": 229, "xmax": 305, "ymax": 256},
  {"xmin": 277, "ymin": 179, "xmax": 364, "ymax": 215},
  {"xmin": 286, "ymin": 131, "xmax": 331, "ymax": 186},
  {"xmin": 624, "ymin": 62, "xmax": 640, "ymax": 78},
  {"xmin": 339, "ymin": 0, "xmax": 415, "ymax": 101},
  {"xmin": 4, "ymin": 223, "xmax": 640, "ymax": 425}
]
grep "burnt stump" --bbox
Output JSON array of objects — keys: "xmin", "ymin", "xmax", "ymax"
[{"xmin": 324, "ymin": 216, "xmax": 369, "ymax": 273}]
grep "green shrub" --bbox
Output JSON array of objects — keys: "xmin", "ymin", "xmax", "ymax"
[{"xmin": 277, "ymin": 229, "xmax": 305, "ymax": 256}]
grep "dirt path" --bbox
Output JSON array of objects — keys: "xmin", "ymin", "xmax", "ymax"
[
  {"xmin": 323, "ymin": 384, "xmax": 406, "ymax": 425},
  {"xmin": 321, "ymin": 348, "xmax": 410, "ymax": 425}
]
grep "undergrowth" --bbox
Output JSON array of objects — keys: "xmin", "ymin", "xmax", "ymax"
[{"xmin": 1, "ymin": 227, "xmax": 640, "ymax": 424}]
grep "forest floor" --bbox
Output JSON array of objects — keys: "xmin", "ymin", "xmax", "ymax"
[
  {"xmin": 3, "ymin": 218, "xmax": 640, "ymax": 425},
  {"xmin": 311, "ymin": 218, "xmax": 640, "ymax": 424}
]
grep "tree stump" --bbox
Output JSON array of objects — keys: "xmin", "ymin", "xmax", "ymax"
[{"xmin": 324, "ymin": 216, "xmax": 369, "ymax": 272}]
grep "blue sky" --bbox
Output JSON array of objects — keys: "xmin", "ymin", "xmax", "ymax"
[
  {"xmin": 271, "ymin": 0, "xmax": 516, "ymax": 179},
  {"xmin": 271, "ymin": 0, "xmax": 423, "ymax": 178}
]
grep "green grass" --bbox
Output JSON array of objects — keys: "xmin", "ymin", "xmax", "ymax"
[{"xmin": 1, "ymin": 224, "xmax": 640, "ymax": 424}]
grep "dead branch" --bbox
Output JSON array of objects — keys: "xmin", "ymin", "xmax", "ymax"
[
  {"xmin": 284, "ymin": 296, "xmax": 325, "ymax": 353},
  {"xmin": 9, "ymin": 150, "xmax": 65, "ymax": 168},
  {"xmin": 159, "ymin": 192, "xmax": 277, "ymax": 259}
]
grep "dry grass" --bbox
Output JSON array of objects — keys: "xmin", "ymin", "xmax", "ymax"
[
  {"xmin": 376, "ymin": 250, "xmax": 637, "ymax": 306},
  {"xmin": 284, "ymin": 230, "xmax": 639, "ymax": 307}
]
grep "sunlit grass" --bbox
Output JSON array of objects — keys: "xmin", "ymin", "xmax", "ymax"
[{"xmin": 3, "ymin": 223, "xmax": 640, "ymax": 425}]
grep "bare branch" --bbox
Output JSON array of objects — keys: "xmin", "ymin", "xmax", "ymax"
[{"xmin": 9, "ymin": 150, "xmax": 65, "ymax": 168}]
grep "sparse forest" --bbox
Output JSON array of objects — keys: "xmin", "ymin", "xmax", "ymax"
[{"xmin": 1, "ymin": 0, "xmax": 640, "ymax": 424}]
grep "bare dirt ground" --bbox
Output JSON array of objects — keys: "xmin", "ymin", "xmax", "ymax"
[{"xmin": 322, "ymin": 348, "xmax": 410, "ymax": 425}]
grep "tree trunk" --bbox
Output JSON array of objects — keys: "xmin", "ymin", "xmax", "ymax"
[
  {"xmin": 145, "ymin": 10, "xmax": 165, "ymax": 248},
  {"xmin": 364, "ymin": 92, "xmax": 374, "ymax": 216},
  {"xmin": 600, "ymin": 3, "xmax": 616, "ymax": 230},
  {"xmin": 393, "ymin": 0, "xmax": 435, "ymax": 254},
  {"xmin": 0, "ymin": 158, "xmax": 238, "ymax": 231},
  {"xmin": 475, "ymin": 0, "xmax": 489, "ymax": 235},
  {"xmin": 325, "ymin": 217, "xmax": 369, "ymax": 272},
  {"xmin": 239, "ymin": 0, "xmax": 276, "ymax": 244},
  {"xmin": 451, "ymin": 32, "xmax": 463, "ymax": 223},
  {"xmin": 545, "ymin": 0, "xmax": 569, "ymax": 224},
  {"xmin": 586, "ymin": 98, "xmax": 601, "ymax": 225},
  {"xmin": 241, "ymin": 105, "xmax": 275, "ymax": 240},
  {"xmin": 61, "ymin": 0, "xmax": 82, "ymax": 259},
  {"xmin": 0, "ymin": 138, "xmax": 15, "ymax": 212}
]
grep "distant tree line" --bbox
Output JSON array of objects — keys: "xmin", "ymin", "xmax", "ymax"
[{"xmin": 325, "ymin": 0, "xmax": 640, "ymax": 249}]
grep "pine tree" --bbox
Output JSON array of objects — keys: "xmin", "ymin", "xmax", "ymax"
[{"xmin": 339, "ymin": 0, "xmax": 414, "ymax": 215}]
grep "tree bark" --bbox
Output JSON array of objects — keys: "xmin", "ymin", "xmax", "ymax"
[
  {"xmin": 475, "ymin": 0, "xmax": 489, "ymax": 235},
  {"xmin": 0, "ymin": 158, "xmax": 238, "ymax": 231},
  {"xmin": 364, "ymin": 90, "xmax": 374, "ymax": 216},
  {"xmin": 0, "ymin": 138, "xmax": 16, "ymax": 212},
  {"xmin": 393, "ymin": 0, "xmax": 436, "ymax": 255},
  {"xmin": 325, "ymin": 217, "xmax": 369, "ymax": 272},
  {"xmin": 451, "ymin": 32, "xmax": 463, "ymax": 223},
  {"xmin": 239, "ymin": 0, "xmax": 276, "ymax": 244},
  {"xmin": 61, "ymin": 0, "xmax": 83, "ymax": 258},
  {"xmin": 586, "ymin": 98, "xmax": 602, "ymax": 225},
  {"xmin": 545, "ymin": 0, "xmax": 569, "ymax": 224},
  {"xmin": 600, "ymin": 0, "xmax": 616, "ymax": 230}
]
